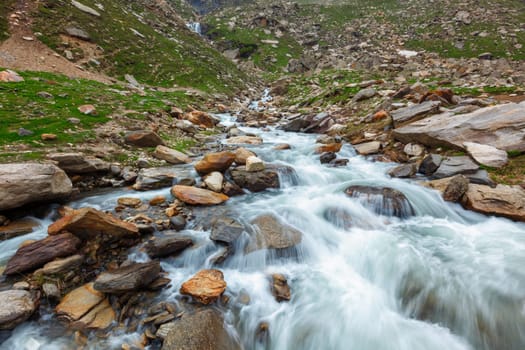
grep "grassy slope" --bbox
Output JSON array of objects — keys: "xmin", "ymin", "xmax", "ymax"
[
  {"xmin": 0, "ymin": 70, "xmax": 200, "ymax": 156},
  {"xmin": 0, "ymin": 0, "xmax": 15, "ymax": 42},
  {"xmin": 32, "ymin": 0, "xmax": 249, "ymax": 93}
]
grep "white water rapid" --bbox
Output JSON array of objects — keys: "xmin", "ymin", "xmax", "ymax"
[
  {"xmin": 186, "ymin": 22, "xmax": 202, "ymax": 35},
  {"xmin": 1, "ymin": 113, "xmax": 525, "ymax": 350}
]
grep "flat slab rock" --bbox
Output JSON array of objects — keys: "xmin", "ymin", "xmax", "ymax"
[
  {"xmin": 93, "ymin": 261, "xmax": 161, "ymax": 293},
  {"xmin": 4, "ymin": 232, "xmax": 81, "ymax": 275},
  {"xmin": 463, "ymin": 142, "xmax": 508, "ymax": 168},
  {"xmin": 432, "ymin": 156, "xmax": 479, "ymax": 179},
  {"xmin": 161, "ymin": 309, "xmax": 241, "ymax": 350},
  {"xmin": 393, "ymin": 102, "xmax": 525, "ymax": 152},
  {"xmin": 48, "ymin": 207, "xmax": 139, "ymax": 240},
  {"xmin": 462, "ymin": 184, "xmax": 525, "ymax": 222},
  {"xmin": 0, "ymin": 163, "xmax": 72, "ymax": 211},
  {"xmin": 0, "ymin": 290, "xmax": 37, "ymax": 330},
  {"xmin": 391, "ymin": 101, "xmax": 441, "ymax": 127},
  {"xmin": 180, "ymin": 269, "xmax": 227, "ymax": 304},
  {"xmin": 47, "ymin": 152, "xmax": 110, "ymax": 174}
]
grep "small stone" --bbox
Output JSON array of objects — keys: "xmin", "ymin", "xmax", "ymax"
[
  {"xmin": 149, "ymin": 195, "xmax": 166, "ymax": 206},
  {"xmin": 42, "ymin": 283, "xmax": 61, "ymax": 300},
  {"xmin": 78, "ymin": 105, "xmax": 97, "ymax": 115},
  {"xmin": 403, "ymin": 143, "xmax": 424, "ymax": 157},
  {"xmin": 41, "ymin": 133, "xmax": 57, "ymax": 141},
  {"xmin": 117, "ymin": 197, "xmax": 142, "ymax": 208},
  {"xmin": 37, "ymin": 91, "xmax": 53, "ymax": 99},
  {"xmin": 68, "ymin": 118, "xmax": 81, "ymax": 124},
  {"xmin": 170, "ymin": 215, "xmax": 186, "ymax": 230},
  {"xmin": 204, "ymin": 171, "xmax": 224, "ymax": 192},
  {"xmin": 18, "ymin": 128, "xmax": 33, "ymax": 136}
]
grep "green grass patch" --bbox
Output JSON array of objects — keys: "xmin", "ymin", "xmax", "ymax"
[{"xmin": 0, "ymin": 0, "xmax": 15, "ymax": 42}]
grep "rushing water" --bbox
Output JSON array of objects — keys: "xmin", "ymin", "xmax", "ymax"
[{"xmin": 1, "ymin": 113, "xmax": 525, "ymax": 350}]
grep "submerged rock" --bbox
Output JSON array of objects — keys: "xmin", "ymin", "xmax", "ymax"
[
  {"xmin": 0, "ymin": 290, "xmax": 37, "ymax": 330},
  {"xmin": 247, "ymin": 214, "xmax": 302, "ymax": 252},
  {"xmin": 345, "ymin": 185, "xmax": 415, "ymax": 218},
  {"xmin": 210, "ymin": 217, "xmax": 245, "ymax": 244},
  {"xmin": 180, "ymin": 269, "xmax": 227, "ymax": 304},
  {"xmin": 271, "ymin": 273, "xmax": 291, "ymax": 302}
]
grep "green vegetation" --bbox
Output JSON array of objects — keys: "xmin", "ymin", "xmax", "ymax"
[
  {"xmin": 32, "ymin": 0, "xmax": 248, "ymax": 92},
  {"xmin": 0, "ymin": 69, "xmax": 200, "ymax": 148},
  {"xmin": 205, "ymin": 17, "xmax": 303, "ymax": 72},
  {"xmin": 0, "ymin": 0, "xmax": 15, "ymax": 42},
  {"xmin": 488, "ymin": 153, "xmax": 525, "ymax": 185}
]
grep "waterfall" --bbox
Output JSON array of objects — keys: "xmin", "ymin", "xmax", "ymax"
[{"xmin": 186, "ymin": 22, "xmax": 202, "ymax": 35}]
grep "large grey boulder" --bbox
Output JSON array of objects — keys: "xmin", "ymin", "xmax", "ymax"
[
  {"xmin": 393, "ymin": 102, "xmax": 525, "ymax": 152},
  {"xmin": 0, "ymin": 163, "xmax": 72, "ymax": 211},
  {"xmin": 432, "ymin": 156, "xmax": 479, "ymax": 179},
  {"xmin": 391, "ymin": 101, "xmax": 441, "ymax": 127}
]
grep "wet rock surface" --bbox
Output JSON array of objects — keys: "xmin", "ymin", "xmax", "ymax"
[
  {"xmin": 345, "ymin": 185, "xmax": 415, "ymax": 218},
  {"xmin": 180, "ymin": 269, "xmax": 227, "ymax": 304},
  {"xmin": 0, "ymin": 290, "xmax": 37, "ymax": 330}
]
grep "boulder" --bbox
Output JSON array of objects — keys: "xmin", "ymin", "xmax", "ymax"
[
  {"xmin": 419, "ymin": 154, "xmax": 443, "ymax": 175},
  {"xmin": 345, "ymin": 186, "xmax": 415, "ymax": 218},
  {"xmin": 48, "ymin": 153, "xmax": 109, "ymax": 173},
  {"xmin": 124, "ymin": 130, "xmax": 164, "ymax": 148},
  {"xmin": 0, "ymin": 290, "xmax": 36, "ymax": 330},
  {"xmin": 234, "ymin": 148, "xmax": 256, "ymax": 165},
  {"xmin": 352, "ymin": 88, "xmax": 376, "ymax": 102},
  {"xmin": 93, "ymin": 261, "xmax": 161, "ymax": 293},
  {"xmin": 225, "ymin": 136, "xmax": 263, "ymax": 145},
  {"xmin": 162, "ymin": 309, "xmax": 241, "ymax": 350},
  {"xmin": 424, "ymin": 175, "xmax": 469, "ymax": 202},
  {"xmin": 133, "ymin": 167, "xmax": 179, "ymax": 191},
  {"xmin": 180, "ymin": 269, "xmax": 227, "ymax": 304},
  {"xmin": 392, "ymin": 102, "xmax": 525, "ymax": 152},
  {"xmin": 432, "ymin": 156, "xmax": 479, "ymax": 179},
  {"xmin": 388, "ymin": 163, "xmax": 417, "ymax": 178},
  {"xmin": 463, "ymin": 142, "xmax": 508, "ymax": 168},
  {"xmin": 320, "ymin": 152, "xmax": 337, "ymax": 164},
  {"xmin": 230, "ymin": 166, "xmax": 279, "ymax": 192},
  {"xmin": 48, "ymin": 207, "xmax": 138, "ymax": 240},
  {"xmin": 0, "ymin": 163, "xmax": 72, "ymax": 211},
  {"xmin": 185, "ymin": 111, "xmax": 218, "ymax": 128},
  {"xmin": 210, "ymin": 217, "xmax": 245, "ymax": 244},
  {"xmin": 144, "ymin": 236, "xmax": 193, "ymax": 258},
  {"xmin": 223, "ymin": 181, "xmax": 245, "ymax": 197},
  {"xmin": 0, "ymin": 69, "xmax": 24, "ymax": 82},
  {"xmin": 204, "ymin": 171, "xmax": 224, "ymax": 192},
  {"xmin": 56, "ymin": 283, "xmax": 115, "ymax": 330},
  {"xmin": 462, "ymin": 184, "xmax": 525, "ymax": 222},
  {"xmin": 245, "ymin": 156, "xmax": 265, "ymax": 172},
  {"xmin": 353, "ymin": 141, "xmax": 381, "ymax": 155},
  {"xmin": 281, "ymin": 117, "xmax": 310, "ymax": 132},
  {"xmin": 171, "ymin": 185, "xmax": 229, "ymax": 205},
  {"xmin": 195, "ymin": 151, "xmax": 236, "ymax": 175},
  {"xmin": 271, "ymin": 274, "xmax": 291, "ymax": 302},
  {"xmin": 247, "ymin": 214, "xmax": 302, "ymax": 252},
  {"xmin": 4, "ymin": 232, "xmax": 81, "ymax": 275},
  {"xmin": 153, "ymin": 145, "xmax": 192, "ymax": 164}
]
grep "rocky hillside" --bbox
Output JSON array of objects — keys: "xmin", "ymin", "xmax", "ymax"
[{"xmin": 1, "ymin": 0, "xmax": 250, "ymax": 93}]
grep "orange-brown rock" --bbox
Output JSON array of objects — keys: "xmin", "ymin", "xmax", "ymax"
[
  {"xmin": 315, "ymin": 143, "xmax": 342, "ymax": 154},
  {"xmin": 194, "ymin": 151, "xmax": 236, "ymax": 175},
  {"xmin": 171, "ymin": 186, "xmax": 229, "ymax": 206},
  {"xmin": 185, "ymin": 110, "xmax": 217, "ymax": 128},
  {"xmin": 372, "ymin": 110, "xmax": 389, "ymax": 121},
  {"xmin": 149, "ymin": 195, "xmax": 166, "ymax": 206},
  {"xmin": 48, "ymin": 207, "xmax": 139, "ymax": 240},
  {"xmin": 0, "ymin": 70, "xmax": 24, "ymax": 82},
  {"xmin": 41, "ymin": 133, "xmax": 58, "ymax": 141},
  {"xmin": 234, "ymin": 148, "xmax": 256, "ymax": 165},
  {"xmin": 180, "ymin": 269, "xmax": 227, "ymax": 304},
  {"xmin": 78, "ymin": 105, "xmax": 97, "ymax": 115}
]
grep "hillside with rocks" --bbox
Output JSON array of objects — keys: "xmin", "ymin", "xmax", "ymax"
[{"xmin": 0, "ymin": 1, "xmax": 525, "ymax": 350}]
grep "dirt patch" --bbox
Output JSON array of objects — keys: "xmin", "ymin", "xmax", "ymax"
[{"xmin": 0, "ymin": 0, "xmax": 112, "ymax": 83}]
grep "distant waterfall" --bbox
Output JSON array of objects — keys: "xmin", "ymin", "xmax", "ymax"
[{"xmin": 186, "ymin": 22, "xmax": 202, "ymax": 35}]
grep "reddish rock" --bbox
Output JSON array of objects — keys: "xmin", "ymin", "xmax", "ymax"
[
  {"xmin": 372, "ymin": 110, "xmax": 389, "ymax": 121},
  {"xmin": 77, "ymin": 104, "xmax": 97, "ymax": 115},
  {"xmin": 315, "ymin": 143, "xmax": 342, "ymax": 154},
  {"xmin": 271, "ymin": 274, "xmax": 291, "ymax": 302},
  {"xmin": 4, "ymin": 232, "xmax": 81, "ymax": 275},
  {"xmin": 48, "ymin": 207, "xmax": 139, "ymax": 240},
  {"xmin": 124, "ymin": 130, "xmax": 164, "ymax": 148},
  {"xmin": 41, "ymin": 133, "xmax": 57, "ymax": 141},
  {"xmin": 0, "ymin": 70, "xmax": 24, "ymax": 82},
  {"xmin": 194, "ymin": 151, "xmax": 236, "ymax": 175},
  {"xmin": 171, "ymin": 186, "xmax": 229, "ymax": 205},
  {"xmin": 185, "ymin": 110, "xmax": 217, "ymax": 128},
  {"xmin": 180, "ymin": 269, "xmax": 227, "ymax": 304}
]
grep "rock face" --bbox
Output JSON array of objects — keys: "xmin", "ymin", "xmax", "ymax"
[
  {"xmin": 393, "ymin": 102, "xmax": 525, "ymax": 152},
  {"xmin": 432, "ymin": 156, "xmax": 479, "ymax": 179},
  {"xmin": 345, "ymin": 186, "xmax": 415, "ymax": 218},
  {"xmin": 47, "ymin": 153, "xmax": 110, "ymax": 173},
  {"xmin": 4, "ymin": 232, "xmax": 82, "ymax": 275},
  {"xmin": 230, "ymin": 166, "xmax": 281, "ymax": 192},
  {"xmin": 125, "ymin": 130, "xmax": 164, "ymax": 147},
  {"xmin": 194, "ymin": 151, "xmax": 236, "ymax": 175},
  {"xmin": 56, "ymin": 283, "xmax": 115, "ymax": 330},
  {"xmin": 391, "ymin": 101, "xmax": 441, "ymax": 127},
  {"xmin": 48, "ymin": 207, "xmax": 139, "ymax": 240},
  {"xmin": 133, "ymin": 167, "xmax": 179, "ymax": 190},
  {"xmin": 144, "ymin": 236, "xmax": 193, "ymax": 258},
  {"xmin": 0, "ymin": 163, "xmax": 72, "ymax": 211},
  {"xmin": 180, "ymin": 269, "xmax": 227, "ymax": 304},
  {"xmin": 0, "ymin": 290, "xmax": 37, "ymax": 330},
  {"xmin": 271, "ymin": 274, "xmax": 291, "ymax": 302},
  {"xmin": 171, "ymin": 185, "xmax": 229, "ymax": 205},
  {"xmin": 93, "ymin": 261, "xmax": 161, "ymax": 293},
  {"xmin": 463, "ymin": 142, "xmax": 508, "ymax": 168},
  {"xmin": 247, "ymin": 214, "xmax": 302, "ymax": 252},
  {"xmin": 162, "ymin": 309, "xmax": 241, "ymax": 350},
  {"xmin": 153, "ymin": 146, "xmax": 192, "ymax": 164},
  {"xmin": 463, "ymin": 184, "xmax": 525, "ymax": 222}
]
